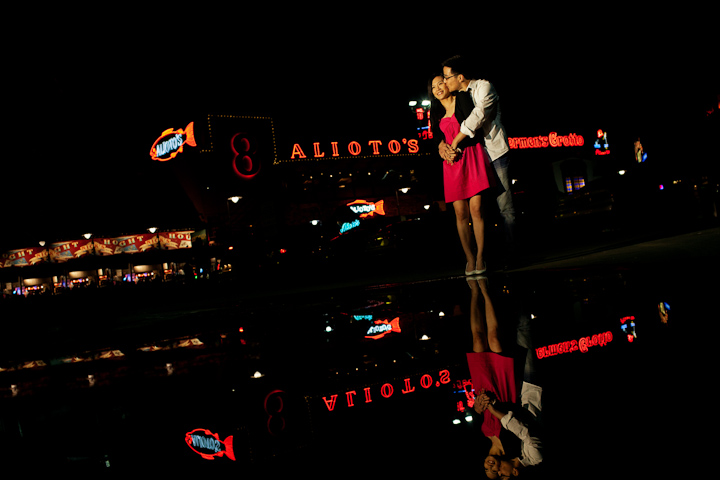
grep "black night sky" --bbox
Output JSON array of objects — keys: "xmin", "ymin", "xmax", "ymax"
[{"xmin": 2, "ymin": 12, "xmax": 716, "ymax": 251}]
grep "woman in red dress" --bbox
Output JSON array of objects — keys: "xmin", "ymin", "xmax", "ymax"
[
  {"xmin": 465, "ymin": 275, "xmax": 517, "ymax": 459},
  {"xmin": 429, "ymin": 76, "xmax": 496, "ymax": 275}
]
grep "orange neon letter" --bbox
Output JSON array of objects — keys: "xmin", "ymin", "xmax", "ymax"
[
  {"xmin": 388, "ymin": 140, "xmax": 401, "ymax": 154},
  {"xmin": 368, "ymin": 140, "xmax": 382, "ymax": 155},
  {"xmin": 407, "ymin": 139, "xmax": 419, "ymax": 153},
  {"xmin": 331, "ymin": 142, "xmax": 339, "ymax": 157},
  {"xmin": 348, "ymin": 141, "xmax": 361, "ymax": 156},
  {"xmin": 291, "ymin": 144, "xmax": 307, "ymax": 159},
  {"xmin": 313, "ymin": 142, "xmax": 325, "ymax": 158}
]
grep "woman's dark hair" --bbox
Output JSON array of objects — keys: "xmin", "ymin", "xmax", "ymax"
[{"xmin": 427, "ymin": 76, "xmax": 446, "ymax": 144}]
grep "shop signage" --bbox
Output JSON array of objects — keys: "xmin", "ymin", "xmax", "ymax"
[
  {"xmin": 365, "ymin": 317, "xmax": 401, "ymax": 340},
  {"xmin": 158, "ymin": 231, "xmax": 194, "ymax": 250},
  {"xmin": 231, "ymin": 132, "xmax": 261, "ymax": 179},
  {"xmin": 150, "ymin": 122, "xmax": 196, "ymax": 161},
  {"xmin": 1, "ymin": 248, "xmax": 48, "ymax": 268},
  {"xmin": 339, "ymin": 219, "xmax": 360, "ymax": 234},
  {"xmin": 184, "ymin": 428, "xmax": 235, "ymax": 461},
  {"xmin": 290, "ymin": 138, "xmax": 420, "ymax": 160},
  {"xmin": 535, "ymin": 330, "xmax": 613, "ymax": 359},
  {"xmin": 321, "ymin": 369, "xmax": 452, "ymax": 412},
  {"xmin": 509, "ymin": 132, "xmax": 585, "ymax": 150},
  {"xmin": 94, "ymin": 234, "xmax": 159, "ymax": 255},
  {"xmin": 49, "ymin": 239, "xmax": 94, "ymax": 263},
  {"xmin": 594, "ymin": 129, "xmax": 610, "ymax": 156},
  {"xmin": 347, "ymin": 199, "xmax": 386, "ymax": 218}
]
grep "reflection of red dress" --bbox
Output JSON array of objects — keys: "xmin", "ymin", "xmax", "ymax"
[
  {"xmin": 467, "ymin": 352, "xmax": 516, "ymax": 438},
  {"xmin": 440, "ymin": 115, "xmax": 496, "ymax": 203}
]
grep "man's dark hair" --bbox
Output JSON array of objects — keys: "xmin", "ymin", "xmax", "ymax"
[{"xmin": 441, "ymin": 55, "xmax": 477, "ymax": 80}]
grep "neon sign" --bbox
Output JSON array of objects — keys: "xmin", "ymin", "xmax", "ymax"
[
  {"xmin": 184, "ymin": 428, "xmax": 235, "ymax": 461},
  {"xmin": 231, "ymin": 132, "xmax": 261, "ymax": 179},
  {"xmin": 535, "ymin": 330, "xmax": 613, "ymax": 359},
  {"xmin": 321, "ymin": 369, "xmax": 452, "ymax": 412},
  {"xmin": 347, "ymin": 199, "xmax": 386, "ymax": 218},
  {"xmin": 290, "ymin": 138, "xmax": 420, "ymax": 160},
  {"xmin": 620, "ymin": 316, "xmax": 637, "ymax": 342},
  {"xmin": 594, "ymin": 129, "xmax": 610, "ymax": 156},
  {"xmin": 508, "ymin": 132, "xmax": 584, "ymax": 150},
  {"xmin": 365, "ymin": 317, "xmax": 401, "ymax": 339},
  {"xmin": 150, "ymin": 122, "xmax": 196, "ymax": 161},
  {"xmin": 339, "ymin": 219, "xmax": 360, "ymax": 234}
]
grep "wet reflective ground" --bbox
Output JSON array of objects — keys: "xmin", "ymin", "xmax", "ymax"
[{"xmin": 0, "ymin": 228, "xmax": 716, "ymax": 477}]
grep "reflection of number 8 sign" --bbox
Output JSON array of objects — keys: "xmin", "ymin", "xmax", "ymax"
[
  {"xmin": 264, "ymin": 390, "xmax": 286, "ymax": 436},
  {"xmin": 231, "ymin": 132, "xmax": 261, "ymax": 180}
]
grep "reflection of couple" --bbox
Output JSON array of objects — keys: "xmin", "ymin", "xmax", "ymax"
[
  {"xmin": 465, "ymin": 276, "xmax": 543, "ymax": 478},
  {"xmin": 429, "ymin": 55, "xmax": 515, "ymax": 276}
]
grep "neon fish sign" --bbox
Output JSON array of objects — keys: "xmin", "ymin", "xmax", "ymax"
[
  {"xmin": 184, "ymin": 428, "xmax": 235, "ymax": 461},
  {"xmin": 365, "ymin": 317, "xmax": 401, "ymax": 339},
  {"xmin": 150, "ymin": 122, "xmax": 196, "ymax": 161},
  {"xmin": 347, "ymin": 199, "xmax": 386, "ymax": 218}
]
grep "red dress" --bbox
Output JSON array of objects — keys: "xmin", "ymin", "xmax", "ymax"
[
  {"xmin": 467, "ymin": 352, "xmax": 517, "ymax": 438},
  {"xmin": 440, "ymin": 115, "xmax": 496, "ymax": 203}
]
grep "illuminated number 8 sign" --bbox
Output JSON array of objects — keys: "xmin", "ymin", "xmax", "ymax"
[
  {"xmin": 264, "ymin": 389, "xmax": 286, "ymax": 436},
  {"xmin": 231, "ymin": 132, "xmax": 261, "ymax": 180}
]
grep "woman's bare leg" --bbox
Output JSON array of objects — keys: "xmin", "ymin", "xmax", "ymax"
[
  {"xmin": 454, "ymin": 200, "xmax": 476, "ymax": 272},
  {"xmin": 469, "ymin": 279, "xmax": 488, "ymax": 352},
  {"xmin": 469, "ymin": 194, "xmax": 485, "ymax": 271},
  {"xmin": 478, "ymin": 277, "xmax": 502, "ymax": 353}
]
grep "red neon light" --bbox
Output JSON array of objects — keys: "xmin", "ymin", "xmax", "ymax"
[
  {"xmin": 321, "ymin": 369, "xmax": 452, "ymax": 412},
  {"xmin": 508, "ymin": 132, "xmax": 584, "ymax": 150},
  {"xmin": 289, "ymin": 139, "xmax": 419, "ymax": 159},
  {"xmin": 536, "ymin": 331, "xmax": 613, "ymax": 359},
  {"xmin": 150, "ymin": 122, "xmax": 196, "ymax": 161},
  {"xmin": 231, "ymin": 133, "xmax": 261, "ymax": 179},
  {"xmin": 264, "ymin": 390, "xmax": 286, "ymax": 436},
  {"xmin": 184, "ymin": 428, "xmax": 235, "ymax": 461}
]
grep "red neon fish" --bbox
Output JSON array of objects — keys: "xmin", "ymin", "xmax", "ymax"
[
  {"xmin": 150, "ymin": 122, "xmax": 197, "ymax": 161},
  {"xmin": 184, "ymin": 428, "xmax": 235, "ymax": 461},
  {"xmin": 365, "ymin": 317, "xmax": 401, "ymax": 339},
  {"xmin": 347, "ymin": 199, "xmax": 386, "ymax": 218}
]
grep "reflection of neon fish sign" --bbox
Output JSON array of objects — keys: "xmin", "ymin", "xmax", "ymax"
[
  {"xmin": 365, "ymin": 317, "xmax": 401, "ymax": 339},
  {"xmin": 340, "ymin": 219, "xmax": 360, "ymax": 234},
  {"xmin": 347, "ymin": 199, "xmax": 386, "ymax": 218},
  {"xmin": 184, "ymin": 428, "xmax": 235, "ymax": 461}
]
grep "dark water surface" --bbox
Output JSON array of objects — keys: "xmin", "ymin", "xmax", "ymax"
[{"xmin": 0, "ymin": 230, "xmax": 714, "ymax": 477}]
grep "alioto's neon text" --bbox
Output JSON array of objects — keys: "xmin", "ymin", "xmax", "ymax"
[
  {"xmin": 290, "ymin": 138, "xmax": 419, "ymax": 160},
  {"xmin": 321, "ymin": 369, "xmax": 452, "ymax": 412}
]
